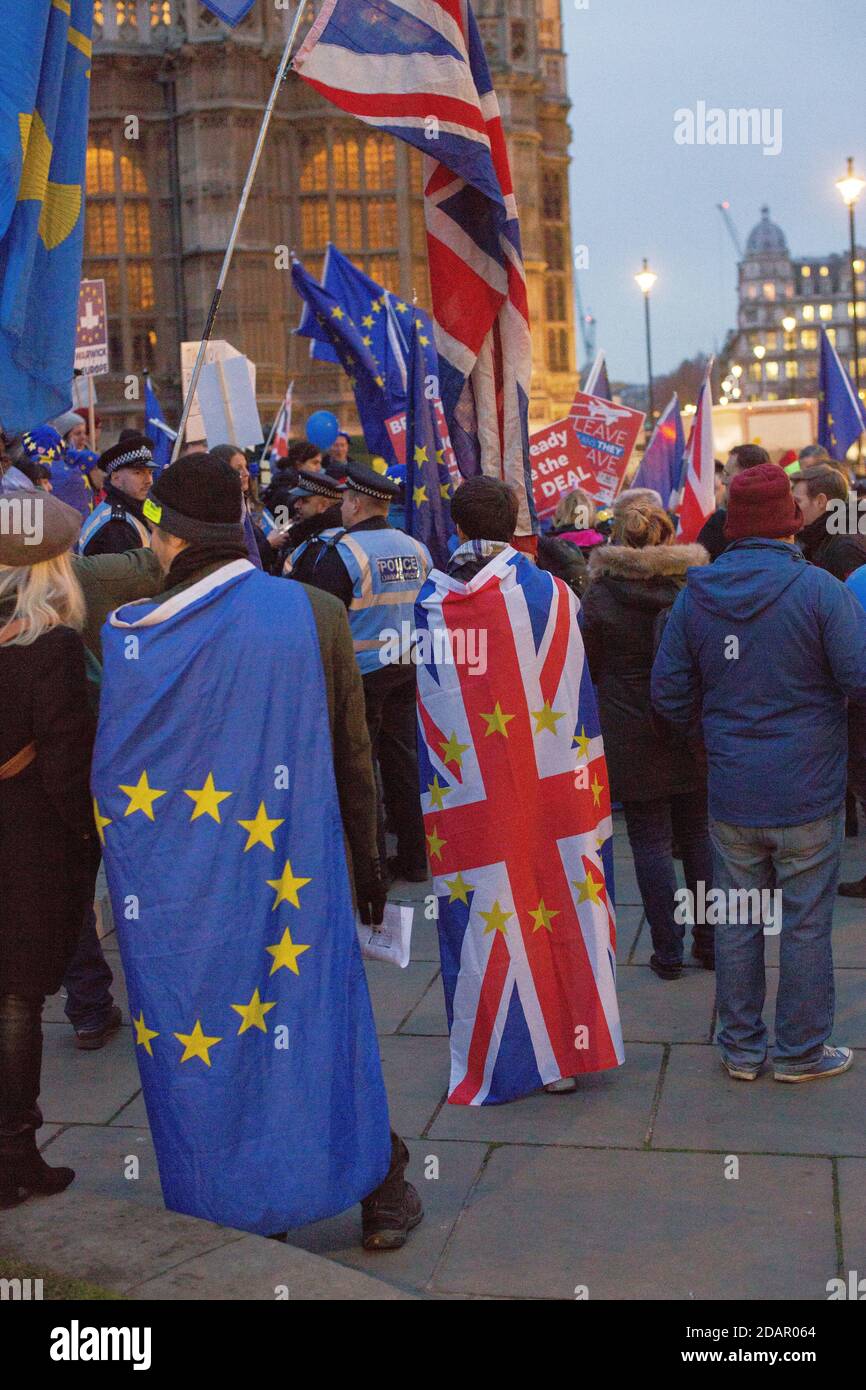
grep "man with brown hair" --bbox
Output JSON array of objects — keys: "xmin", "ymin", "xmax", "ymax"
[{"xmin": 791, "ymin": 464, "xmax": 866, "ymax": 582}]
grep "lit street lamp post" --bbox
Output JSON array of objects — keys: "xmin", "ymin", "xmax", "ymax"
[
  {"xmin": 836, "ymin": 157, "xmax": 866, "ymax": 411},
  {"xmin": 634, "ymin": 259, "xmax": 657, "ymax": 422}
]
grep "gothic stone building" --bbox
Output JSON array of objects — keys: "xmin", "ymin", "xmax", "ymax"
[
  {"xmin": 723, "ymin": 206, "xmax": 866, "ymax": 405},
  {"xmin": 86, "ymin": 0, "xmax": 579, "ymax": 443}
]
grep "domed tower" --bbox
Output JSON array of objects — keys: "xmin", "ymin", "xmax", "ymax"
[{"xmin": 735, "ymin": 207, "xmax": 795, "ymax": 401}]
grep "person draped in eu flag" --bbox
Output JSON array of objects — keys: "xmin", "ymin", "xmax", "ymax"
[
  {"xmin": 415, "ymin": 477, "xmax": 624, "ymax": 1105},
  {"xmin": 91, "ymin": 453, "xmax": 423, "ymax": 1248}
]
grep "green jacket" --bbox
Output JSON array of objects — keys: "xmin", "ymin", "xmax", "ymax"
[{"xmin": 72, "ymin": 547, "xmax": 163, "ymax": 661}]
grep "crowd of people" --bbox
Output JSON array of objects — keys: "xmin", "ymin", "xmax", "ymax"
[{"xmin": 2, "ymin": 413, "xmax": 866, "ymax": 1239}]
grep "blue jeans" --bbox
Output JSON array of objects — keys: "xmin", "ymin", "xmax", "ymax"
[
  {"xmin": 621, "ymin": 789, "xmax": 714, "ymax": 966},
  {"xmin": 710, "ymin": 810, "xmax": 844, "ymax": 1070},
  {"xmin": 62, "ymin": 906, "xmax": 115, "ymax": 1032}
]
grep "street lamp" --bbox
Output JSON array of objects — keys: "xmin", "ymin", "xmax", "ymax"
[
  {"xmin": 836, "ymin": 156, "xmax": 866, "ymax": 409},
  {"xmin": 634, "ymin": 258, "xmax": 657, "ymax": 420}
]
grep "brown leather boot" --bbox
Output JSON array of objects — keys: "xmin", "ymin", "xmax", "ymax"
[{"xmin": 361, "ymin": 1133, "xmax": 423, "ymax": 1251}]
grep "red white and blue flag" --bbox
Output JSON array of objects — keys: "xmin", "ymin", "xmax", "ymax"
[
  {"xmin": 675, "ymin": 363, "xmax": 715, "ymax": 542},
  {"xmin": 415, "ymin": 550, "xmax": 623, "ymax": 1104},
  {"xmin": 293, "ymin": 0, "xmax": 536, "ymax": 534},
  {"xmin": 269, "ymin": 380, "xmax": 293, "ymax": 466}
]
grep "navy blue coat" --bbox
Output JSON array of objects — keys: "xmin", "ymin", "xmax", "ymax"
[{"xmin": 651, "ymin": 538, "xmax": 866, "ymax": 827}]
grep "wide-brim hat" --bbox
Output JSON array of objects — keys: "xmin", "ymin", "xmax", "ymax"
[{"xmin": 0, "ymin": 488, "xmax": 82, "ymax": 566}]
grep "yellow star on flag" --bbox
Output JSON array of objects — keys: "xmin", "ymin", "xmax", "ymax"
[
  {"xmin": 93, "ymin": 797, "xmax": 112, "ymax": 846},
  {"xmin": 119, "ymin": 771, "xmax": 167, "ymax": 821},
  {"xmin": 266, "ymin": 926, "xmax": 311, "ymax": 976},
  {"xmin": 591, "ymin": 774, "xmax": 604, "ymax": 807},
  {"xmin": 184, "ymin": 772, "xmax": 232, "ymax": 824},
  {"xmin": 440, "ymin": 482, "xmax": 451, "ymax": 499},
  {"xmin": 133, "ymin": 1011, "xmax": 159, "ymax": 1057},
  {"xmin": 572, "ymin": 725, "xmax": 592, "ymax": 758},
  {"xmin": 371, "ymin": 298, "xmax": 382, "ymax": 313},
  {"xmin": 231, "ymin": 988, "xmax": 277, "ymax": 1035},
  {"xmin": 395, "ymin": 300, "xmax": 409, "ymax": 313},
  {"xmin": 414, "ymin": 444, "xmax": 429, "ymax": 465},
  {"xmin": 440, "ymin": 730, "xmax": 469, "ymax": 769},
  {"xmin": 174, "ymin": 1019, "xmax": 222, "ymax": 1066},
  {"xmin": 444, "ymin": 870, "xmax": 474, "ymax": 904},
  {"xmin": 267, "ymin": 860, "xmax": 312, "ymax": 910},
  {"xmin": 419, "ymin": 333, "xmax": 430, "ymax": 346},
  {"xmin": 427, "ymin": 824, "xmax": 446, "ymax": 861},
  {"xmin": 435, "ymin": 448, "xmax": 445, "ymax": 466},
  {"xmin": 362, "ymin": 334, "xmax": 373, "ymax": 347},
  {"xmin": 237, "ymin": 802, "xmax": 285, "ymax": 852},
  {"xmin": 529, "ymin": 898, "xmax": 560, "ymax": 933},
  {"xmin": 374, "ymin": 374, "xmax": 385, "ymax": 388},
  {"xmin": 532, "ymin": 700, "xmax": 565, "ymax": 735},
  {"xmin": 481, "ymin": 900, "xmax": 512, "ymax": 935},
  {"xmin": 426, "ymin": 774, "xmax": 452, "ymax": 810},
  {"xmin": 413, "ymin": 484, "xmax": 428, "ymax": 506},
  {"xmin": 362, "ymin": 314, "xmax": 374, "ymax": 328},
  {"xmin": 481, "ymin": 702, "xmax": 515, "ymax": 737},
  {"xmin": 573, "ymin": 872, "xmax": 604, "ymax": 906},
  {"xmin": 330, "ymin": 305, "xmax": 345, "ymax": 320}
]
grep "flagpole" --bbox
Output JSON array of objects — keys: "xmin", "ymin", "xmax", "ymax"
[{"xmin": 170, "ymin": 3, "xmax": 307, "ymax": 463}]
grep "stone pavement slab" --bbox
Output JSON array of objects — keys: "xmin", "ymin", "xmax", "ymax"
[
  {"xmin": 39, "ymin": 1021, "xmax": 140, "ymax": 1125},
  {"xmin": 428, "ymin": 1043, "xmax": 662, "ymax": 1148},
  {"xmin": 430, "ymin": 1147, "xmax": 836, "ymax": 1301},
  {"xmin": 109, "ymin": 1090, "xmax": 149, "ymax": 1127},
  {"xmin": 616, "ymin": 964, "xmax": 715, "ymax": 1043},
  {"xmin": 366, "ymin": 959, "xmax": 440, "ymax": 1034},
  {"xmin": 378, "ymin": 1034, "xmax": 450, "ymax": 1138},
  {"xmin": 286, "ymin": 1138, "xmax": 488, "ymax": 1291},
  {"xmin": 837, "ymin": 1158, "xmax": 866, "ymax": 1278},
  {"xmin": 37, "ymin": 1124, "xmax": 162, "ymax": 1208},
  {"xmin": 398, "ymin": 974, "xmax": 448, "ymax": 1036},
  {"xmin": 615, "ymin": 904, "xmax": 644, "ymax": 963},
  {"xmin": 652, "ymin": 1044, "xmax": 866, "ymax": 1156}
]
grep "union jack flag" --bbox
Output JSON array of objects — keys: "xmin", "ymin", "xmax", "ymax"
[
  {"xmin": 675, "ymin": 363, "xmax": 716, "ymax": 542},
  {"xmin": 415, "ymin": 549, "xmax": 624, "ymax": 1104},
  {"xmin": 293, "ymin": 0, "xmax": 536, "ymax": 534}
]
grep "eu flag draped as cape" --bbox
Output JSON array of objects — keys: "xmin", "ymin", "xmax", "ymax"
[
  {"xmin": 415, "ymin": 550, "xmax": 623, "ymax": 1104},
  {"xmin": 91, "ymin": 561, "xmax": 391, "ymax": 1233}
]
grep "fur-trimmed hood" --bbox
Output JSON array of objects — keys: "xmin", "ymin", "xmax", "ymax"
[{"xmin": 588, "ymin": 542, "xmax": 709, "ymax": 580}]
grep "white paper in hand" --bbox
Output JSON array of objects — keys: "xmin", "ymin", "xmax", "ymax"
[{"xmin": 356, "ymin": 902, "xmax": 413, "ymax": 969}]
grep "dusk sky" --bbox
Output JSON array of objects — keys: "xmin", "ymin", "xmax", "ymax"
[{"xmin": 562, "ymin": 0, "xmax": 866, "ymax": 382}]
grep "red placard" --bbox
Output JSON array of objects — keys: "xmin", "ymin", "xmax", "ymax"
[
  {"xmin": 385, "ymin": 402, "xmax": 460, "ymax": 487},
  {"xmin": 529, "ymin": 392, "xmax": 645, "ymax": 519}
]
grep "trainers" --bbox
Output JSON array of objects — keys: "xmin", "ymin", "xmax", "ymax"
[
  {"xmin": 721, "ymin": 1056, "xmax": 762, "ymax": 1082},
  {"xmin": 544, "ymin": 1077, "xmax": 577, "ymax": 1094},
  {"xmin": 74, "ymin": 1004, "xmax": 122, "ymax": 1051},
  {"xmin": 838, "ymin": 876, "xmax": 866, "ymax": 898},
  {"xmin": 774, "ymin": 1045, "xmax": 854, "ymax": 1084}
]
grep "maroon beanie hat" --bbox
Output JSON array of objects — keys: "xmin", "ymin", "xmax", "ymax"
[{"xmin": 724, "ymin": 462, "xmax": 803, "ymax": 541}]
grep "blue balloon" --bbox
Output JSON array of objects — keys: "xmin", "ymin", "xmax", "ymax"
[{"xmin": 306, "ymin": 410, "xmax": 340, "ymax": 451}]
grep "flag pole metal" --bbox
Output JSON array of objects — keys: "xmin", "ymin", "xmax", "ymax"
[{"xmin": 170, "ymin": 3, "xmax": 307, "ymax": 464}]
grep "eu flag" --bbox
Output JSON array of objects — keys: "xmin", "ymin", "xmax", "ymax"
[
  {"xmin": 405, "ymin": 315, "xmax": 456, "ymax": 569},
  {"xmin": 0, "ymin": 0, "xmax": 93, "ymax": 432},
  {"xmin": 198, "ymin": 0, "xmax": 256, "ymax": 23},
  {"xmin": 819, "ymin": 326, "xmax": 866, "ymax": 461},
  {"xmin": 631, "ymin": 394, "xmax": 685, "ymax": 507},
  {"xmin": 91, "ymin": 564, "xmax": 392, "ymax": 1233},
  {"xmin": 144, "ymin": 375, "xmax": 173, "ymax": 476}
]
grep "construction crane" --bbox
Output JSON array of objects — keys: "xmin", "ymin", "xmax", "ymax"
[{"xmin": 717, "ymin": 200, "xmax": 744, "ymax": 259}]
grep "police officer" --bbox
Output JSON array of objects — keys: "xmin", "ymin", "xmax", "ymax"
[
  {"xmin": 281, "ymin": 468, "xmax": 345, "ymax": 581},
  {"xmin": 78, "ymin": 434, "xmax": 154, "ymax": 557},
  {"xmin": 291, "ymin": 462, "xmax": 432, "ymax": 882}
]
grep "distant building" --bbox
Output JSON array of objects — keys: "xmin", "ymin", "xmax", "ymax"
[
  {"xmin": 86, "ymin": 0, "xmax": 579, "ymax": 443},
  {"xmin": 722, "ymin": 206, "xmax": 866, "ymax": 405}
]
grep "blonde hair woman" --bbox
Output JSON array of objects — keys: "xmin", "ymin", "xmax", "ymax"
[
  {"xmin": 0, "ymin": 492, "xmax": 98, "ymax": 1209},
  {"xmin": 549, "ymin": 487, "xmax": 606, "ymax": 557},
  {"xmin": 581, "ymin": 504, "xmax": 713, "ymax": 980}
]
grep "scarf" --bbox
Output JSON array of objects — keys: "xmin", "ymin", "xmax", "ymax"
[{"xmin": 164, "ymin": 541, "xmax": 250, "ymax": 592}]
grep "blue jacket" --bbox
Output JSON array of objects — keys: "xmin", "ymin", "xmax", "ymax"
[{"xmin": 651, "ymin": 539, "xmax": 866, "ymax": 827}]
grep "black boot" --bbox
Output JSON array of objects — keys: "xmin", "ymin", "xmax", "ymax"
[
  {"xmin": 838, "ymin": 874, "xmax": 866, "ymax": 898},
  {"xmin": 0, "ymin": 1134, "xmax": 75, "ymax": 1207},
  {"xmin": 361, "ymin": 1132, "xmax": 423, "ymax": 1251}
]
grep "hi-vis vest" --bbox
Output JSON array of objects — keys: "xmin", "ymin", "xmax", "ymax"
[
  {"xmin": 291, "ymin": 525, "xmax": 431, "ymax": 674},
  {"xmin": 78, "ymin": 499, "xmax": 150, "ymax": 555}
]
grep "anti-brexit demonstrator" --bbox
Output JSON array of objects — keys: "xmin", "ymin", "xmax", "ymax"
[{"xmin": 91, "ymin": 454, "xmax": 422, "ymax": 1246}]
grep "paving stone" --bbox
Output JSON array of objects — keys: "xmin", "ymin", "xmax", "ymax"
[
  {"xmin": 411, "ymin": 912, "xmax": 441, "ymax": 963},
  {"xmin": 285, "ymin": 1138, "xmax": 488, "ymax": 1292},
  {"xmin": 33, "ymin": 1125, "xmax": 163, "ymax": 1208},
  {"xmin": 36, "ymin": 1125, "xmax": 65, "ymax": 1150},
  {"xmin": 617, "ymin": 964, "xmax": 715, "ymax": 1043},
  {"xmin": 614, "ymin": 905, "xmax": 644, "ymax": 963},
  {"xmin": 431, "ymin": 1147, "xmax": 836, "ymax": 1300},
  {"xmin": 399, "ymin": 975, "xmax": 449, "ymax": 1036},
  {"xmin": 837, "ymin": 1158, "xmax": 866, "ymax": 1283},
  {"xmin": 365, "ymin": 959, "xmax": 440, "ymax": 1035},
  {"xmin": 39, "ymin": 1022, "xmax": 141, "ymax": 1126},
  {"xmin": 428, "ymin": 1043, "xmax": 663, "ymax": 1148},
  {"xmin": 652, "ymin": 1044, "xmax": 866, "ymax": 1156},
  {"xmin": 379, "ymin": 1034, "xmax": 450, "ymax": 1138},
  {"xmin": 110, "ymin": 1091, "xmax": 149, "ymax": 1128}
]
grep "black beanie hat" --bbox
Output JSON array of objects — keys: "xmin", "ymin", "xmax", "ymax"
[{"xmin": 144, "ymin": 451, "xmax": 245, "ymax": 543}]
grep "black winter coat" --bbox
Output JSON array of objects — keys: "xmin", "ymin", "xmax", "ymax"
[
  {"xmin": 581, "ymin": 543, "xmax": 709, "ymax": 802},
  {"xmin": 0, "ymin": 624, "xmax": 99, "ymax": 994},
  {"xmin": 536, "ymin": 534, "xmax": 588, "ymax": 595},
  {"xmin": 798, "ymin": 513, "xmax": 866, "ymax": 582}
]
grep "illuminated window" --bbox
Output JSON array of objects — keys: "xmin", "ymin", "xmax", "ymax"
[
  {"xmin": 123, "ymin": 202, "xmax": 151, "ymax": 254},
  {"xmin": 785, "ymin": 359, "xmax": 798, "ymax": 379},
  {"xmin": 86, "ymin": 203, "xmax": 118, "ymax": 255},
  {"xmin": 804, "ymin": 359, "xmax": 818, "ymax": 379},
  {"xmin": 800, "ymin": 329, "xmax": 818, "ymax": 349},
  {"xmin": 364, "ymin": 137, "xmax": 394, "ymax": 191},
  {"xmin": 120, "ymin": 155, "xmax": 148, "ymax": 195},
  {"xmin": 763, "ymin": 282, "xmax": 776, "ymax": 300},
  {"xmin": 300, "ymin": 198, "xmax": 329, "ymax": 250},
  {"xmin": 827, "ymin": 327, "xmax": 836, "ymax": 345},
  {"xmin": 802, "ymin": 304, "xmax": 814, "ymax": 321},
  {"xmin": 801, "ymin": 265, "xmax": 811, "ymax": 276},
  {"xmin": 747, "ymin": 285, "xmax": 758, "ymax": 300},
  {"xmin": 115, "ymin": 1, "xmax": 138, "ymax": 25},
  {"xmin": 150, "ymin": 1, "xmax": 172, "ymax": 24},
  {"xmin": 819, "ymin": 304, "xmax": 833, "ymax": 321},
  {"xmin": 334, "ymin": 197, "xmax": 363, "ymax": 249},
  {"xmin": 127, "ymin": 263, "xmax": 154, "ymax": 312},
  {"xmin": 765, "ymin": 332, "xmax": 778, "ymax": 350},
  {"xmin": 332, "ymin": 137, "xmax": 359, "ymax": 191},
  {"xmin": 748, "ymin": 362, "xmax": 762, "ymax": 381},
  {"xmin": 765, "ymin": 360, "xmax": 780, "ymax": 379},
  {"xmin": 86, "ymin": 146, "xmax": 115, "ymax": 195},
  {"xmin": 366, "ymin": 198, "xmax": 396, "ymax": 248},
  {"xmin": 819, "ymin": 265, "xmax": 829, "ymax": 277},
  {"xmin": 299, "ymin": 140, "xmax": 328, "ymax": 192},
  {"xmin": 848, "ymin": 301, "xmax": 866, "ymax": 318}
]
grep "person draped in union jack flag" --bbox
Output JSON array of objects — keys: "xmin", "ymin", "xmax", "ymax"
[{"xmin": 415, "ymin": 477, "xmax": 624, "ymax": 1105}]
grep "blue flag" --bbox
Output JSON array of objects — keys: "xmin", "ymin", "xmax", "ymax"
[
  {"xmin": 0, "ymin": 1, "xmax": 93, "ymax": 432},
  {"xmin": 144, "ymin": 376, "xmax": 173, "ymax": 476},
  {"xmin": 405, "ymin": 316, "xmax": 456, "ymax": 569},
  {"xmin": 198, "ymin": 0, "xmax": 256, "ymax": 23},
  {"xmin": 631, "ymin": 395, "xmax": 685, "ymax": 507},
  {"xmin": 819, "ymin": 326, "xmax": 866, "ymax": 461},
  {"xmin": 91, "ymin": 564, "xmax": 391, "ymax": 1233},
  {"xmin": 292, "ymin": 254, "xmax": 403, "ymax": 461}
]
